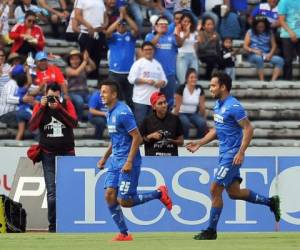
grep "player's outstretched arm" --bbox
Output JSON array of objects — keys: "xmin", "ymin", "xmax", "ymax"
[
  {"xmin": 186, "ymin": 128, "xmax": 217, "ymax": 153},
  {"xmin": 233, "ymin": 118, "xmax": 254, "ymax": 166}
]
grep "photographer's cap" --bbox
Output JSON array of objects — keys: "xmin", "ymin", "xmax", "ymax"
[{"xmin": 150, "ymin": 92, "xmax": 166, "ymax": 107}]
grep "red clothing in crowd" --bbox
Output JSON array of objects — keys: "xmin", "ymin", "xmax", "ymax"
[
  {"xmin": 9, "ymin": 23, "xmax": 45, "ymax": 53},
  {"xmin": 35, "ymin": 65, "xmax": 65, "ymax": 86}
]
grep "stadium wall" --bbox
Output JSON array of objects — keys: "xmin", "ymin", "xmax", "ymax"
[{"xmin": 1, "ymin": 147, "xmax": 300, "ymax": 232}]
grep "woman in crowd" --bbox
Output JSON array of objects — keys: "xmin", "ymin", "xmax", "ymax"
[
  {"xmin": 244, "ymin": 15, "xmax": 284, "ymax": 81},
  {"xmin": 173, "ymin": 68, "xmax": 207, "ymax": 139},
  {"xmin": 65, "ymin": 49, "xmax": 96, "ymax": 122},
  {"xmin": 176, "ymin": 12, "xmax": 199, "ymax": 85},
  {"xmin": 195, "ymin": 16, "xmax": 221, "ymax": 80},
  {"xmin": 9, "ymin": 10, "xmax": 45, "ymax": 57}
]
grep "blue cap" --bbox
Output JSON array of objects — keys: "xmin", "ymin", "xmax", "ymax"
[
  {"xmin": 35, "ymin": 51, "xmax": 48, "ymax": 61},
  {"xmin": 11, "ymin": 64, "xmax": 25, "ymax": 77}
]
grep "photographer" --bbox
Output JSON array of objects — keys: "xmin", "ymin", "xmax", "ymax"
[
  {"xmin": 139, "ymin": 92, "xmax": 184, "ymax": 156},
  {"xmin": 28, "ymin": 83, "xmax": 78, "ymax": 232}
]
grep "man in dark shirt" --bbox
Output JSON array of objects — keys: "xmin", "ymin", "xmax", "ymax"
[
  {"xmin": 29, "ymin": 83, "xmax": 78, "ymax": 232},
  {"xmin": 139, "ymin": 92, "xmax": 184, "ymax": 156}
]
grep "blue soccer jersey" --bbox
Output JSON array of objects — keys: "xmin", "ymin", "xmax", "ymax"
[
  {"xmin": 213, "ymin": 95, "xmax": 247, "ymax": 155},
  {"xmin": 108, "ymin": 32, "xmax": 136, "ymax": 74},
  {"xmin": 106, "ymin": 101, "xmax": 141, "ymax": 170},
  {"xmin": 145, "ymin": 32, "xmax": 178, "ymax": 76}
]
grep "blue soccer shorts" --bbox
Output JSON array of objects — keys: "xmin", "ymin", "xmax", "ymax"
[
  {"xmin": 214, "ymin": 150, "xmax": 243, "ymax": 188},
  {"xmin": 104, "ymin": 158, "xmax": 141, "ymax": 200}
]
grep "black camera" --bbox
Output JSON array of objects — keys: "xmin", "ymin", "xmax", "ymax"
[{"xmin": 47, "ymin": 95, "xmax": 57, "ymax": 103}]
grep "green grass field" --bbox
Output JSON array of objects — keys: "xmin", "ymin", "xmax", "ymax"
[{"xmin": 1, "ymin": 232, "xmax": 300, "ymax": 250}]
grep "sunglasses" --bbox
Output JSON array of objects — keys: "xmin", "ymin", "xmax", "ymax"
[{"xmin": 27, "ymin": 19, "xmax": 36, "ymax": 23}]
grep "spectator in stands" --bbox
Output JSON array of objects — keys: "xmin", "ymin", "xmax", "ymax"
[
  {"xmin": 176, "ymin": 12, "xmax": 199, "ymax": 85},
  {"xmin": 14, "ymin": 64, "xmax": 36, "ymax": 140},
  {"xmin": 14, "ymin": 0, "xmax": 48, "ymax": 23},
  {"xmin": 7, "ymin": 52, "xmax": 22, "ymax": 67},
  {"xmin": 278, "ymin": 0, "xmax": 300, "ymax": 80},
  {"xmin": 227, "ymin": 0, "xmax": 248, "ymax": 36},
  {"xmin": 66, "ymin": 49, "xmax": 96, "ymax": 122},
  {"xmin": 244, "ymin": 15, "xmax": 284, "ymax": 81},
  {"xmin": 250, "ymin": 0, "xmax": 279, "ymax": 29},
  {"xmin": 0, "ymin": 0, "xmax": 13, "ymax": 46},
  {"xmin": 0, "ymin": 49, "xmax": 11, "ymax": 94},
  {"xmin": 88, "ymin": 85, "xmax": 107, "ymax": 139},
  {"xmin": 105, "ymin": 0, "xmax": 119, "ymax": 26},
  {"xmin": 145, "ymin": 16, "xmax": 182, "ymax": 107},
  {"xmin": 127, "ymin": 0, "xmax": 173, "ymax": 31},
  {"xmin": 29, "ymin": 83, "xmax": 77, "ymax": 233},
  {"xmin": 0, "ymin": 63, "xmax": 35, "ymax": 128},
  {"xmin": 128, "ymin": 41, "xmax": 167, "ymax": 126},
  {"xmin": 75, "ymin": 0, "xmax": 108, "ymax": 79},
  {"xmin": 106, "ymin": 7, "xmax": 138, "ymax": 108},
  {"xmin": 200, "ymin": 0, "xmax": 228, "ymax": 27},
  {"xmin": 173, "ymin": 68, "xmax": 207, "ymax": 139},
  {"xmin": 65, "ymin": 9, "xmax": 80, "ymax": 41},
  {"xmin": 9, "ymin": 10, "xmax": 45, "ymax": 57},
  {"xmin": 37, "ymin": 0, "xmax": 70, "ymax": 37},
  {"xmin": 35, "ymin": 51, "xmax": 68, "ymax": 96},
  {"xmin": 173, "ymin": 0, "xmax": 198, "ymax": 24},
  {"xmin": 219, "ymin": 37, "xmax": 236, "ymax": 80},
  {"xmin": 139, "ymin": 92, "xmax": 184, "ymax": 156},
  {"xmin": 196, "ymin": 16, "xmax": 221, "ymax": 80},
  {"xmin": 168, "ymin": 10, "xmax": 183, "ymax": 34}
]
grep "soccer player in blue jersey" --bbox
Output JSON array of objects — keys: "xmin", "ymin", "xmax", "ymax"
[
  {"xmin": 186, "ymin": 72, "xmax": 281, "ymax": 240},
  {"xmin": 97, "ymin": 79, "xmax": 172, "ymax": 241}
]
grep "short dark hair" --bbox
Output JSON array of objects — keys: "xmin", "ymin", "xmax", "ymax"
[
  {"xmin": 100, "ymin": 79, "xmax": 120, "ymax": 96},
  {"xmin": 222, "ymin": 37, "xmax": 233, "ymax": 42},
  {"xmin": 141, "ymin": 41, "xmax": 155, "ymax": 50},
  {"xmin": 46, "ymin": 83, "xmax": 62, "ymax": 93},
  {"xmin": 185, "ymin": 67, "xmax": 197, "ymax": 83},
  {"xmin": 12, "ymin": 73, "xmax": 27, "ymax": 88},
  {"xmin": 25, "ymin": 10, "xmax": 36, "ymax": 20},
  {"xmin": 212, "ymin": 71, "xmax": 232, "ymax": 92}
]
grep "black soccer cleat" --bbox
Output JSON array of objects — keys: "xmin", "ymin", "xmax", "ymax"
[
  {"xmin": 270, "ymin": 195, "xmax": 281, "ymax": 222},
  {"xmin": 194, "ymin": 228, "xmax": 217, "ymax": 240}
]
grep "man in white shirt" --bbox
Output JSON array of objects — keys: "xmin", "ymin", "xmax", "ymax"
[
  {"xmin": 0, "ymin": 65, "xmax": 34, "ymax": 127},
  {"xmin": 75, "ymin": 0, "xmax": 108, "ymax": 79},
  {"xmin": 128, "ymin": 41, "xmax": 167, "ymax": 125}
]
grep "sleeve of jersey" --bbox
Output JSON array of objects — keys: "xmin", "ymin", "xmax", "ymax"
[
  {"xmin": 28, "ymin": 103, "xmax": 45, "ymax": 131},
  {"xmin": 88, "ymin": 93, "xmax": 97, "ymax": 109},
  {"xmin": 231, "ymin": 103, "xmax": 247, "ymax": 122},
  {"xmin": 145, "ymin": 33, "xmax": 154, "ymax": 42},
  {"xmin": 119, "ymin": 111, "xmax": 137, "ymax": 133}
]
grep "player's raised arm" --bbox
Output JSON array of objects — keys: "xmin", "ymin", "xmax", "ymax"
[
  {"xmin": 186, "ymin": 128, "xmax": 217, "ymax": 153},
  {"xmin": 233, "ymin": 118, "xmax": 254, "ymax": 166}
]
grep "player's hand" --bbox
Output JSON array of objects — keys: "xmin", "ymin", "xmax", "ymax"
[
  {"xmin": 185, "ymin": 141, "xmax": 200, "ymax": 153},
  {"xmin": 233, "ymin": 151, "xmax": 244, "ymax": 166},
  {"xmin": 97, "ymin": 158, "xmax": 106, "ymax": 170},
  {"xmin": 122, "ymin": 161, "xmax": 132, "ymax": 173}
]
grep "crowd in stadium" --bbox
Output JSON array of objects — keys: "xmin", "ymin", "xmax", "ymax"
[{"xmin": 0, "ymin": 0, "xmax": 299, "ymax": 142}]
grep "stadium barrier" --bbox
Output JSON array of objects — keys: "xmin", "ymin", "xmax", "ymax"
[
  {"xmin": 4, "ymin": 148, "xmax": 300, "ymax": 232},
  {"xmin": 55, "ymin": 156, "xmax": 300, "ymax": 232}
]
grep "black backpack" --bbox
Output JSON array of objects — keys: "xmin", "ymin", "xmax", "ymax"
[{"xmin": 0, "ymin": 195, "xmax": 27, "ymax": 233}]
